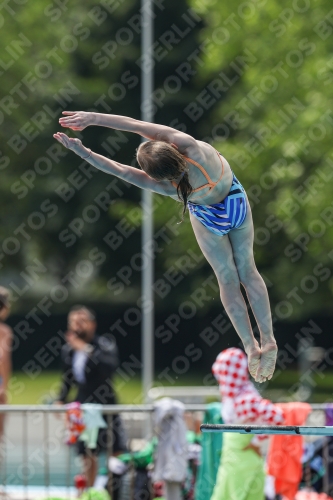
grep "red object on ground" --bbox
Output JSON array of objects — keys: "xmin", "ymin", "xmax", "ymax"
[
  {"xmin": 153, "ymin": 481, "xmax": 164, "ymax": 497},
  {"xmin": 267, "ymin": 402, "xmax": 312, "ymax": 500},
  {"xmin": 74, "ymin": 474, "xmax": 87, "ymax": 495}
]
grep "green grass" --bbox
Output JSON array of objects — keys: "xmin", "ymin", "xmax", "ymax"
[
  {"xmin": 7, "ymin": 372, "xmax": 207, "ymax": 405},
  {"xmin": 7, "ymin": 372, "xmax": 64, "ymax": 405},
  {"xmin": 7, "ymin": 369, "xmax": 333, "ymax": 404},
  {"xmin": 267, "ymin": 368, "xmax": 333, "ymax": 403}
]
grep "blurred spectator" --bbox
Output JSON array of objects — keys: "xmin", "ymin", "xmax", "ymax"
[
  {"xmin": 0, "ymin": 287, "xmax": 13, "ymax": 440},
  {"xmin": 55, "ymin": 305, "xmax": 127, "ymax": 490},
  {"xmin": 210, "ymin": 347, "xmax": 284, "ymax": 500}
]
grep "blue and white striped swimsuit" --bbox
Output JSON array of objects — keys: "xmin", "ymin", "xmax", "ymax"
[{"xmin": 188, "ymin": 172, "xmax": 247, "ymax": 236}]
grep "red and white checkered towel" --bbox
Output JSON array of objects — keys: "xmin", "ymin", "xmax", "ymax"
[{"xmin": 212, "ymin": 348, "xmax": 284, "ymax": 430}]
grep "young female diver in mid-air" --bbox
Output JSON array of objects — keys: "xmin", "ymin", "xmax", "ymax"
[{"xmin": 54, "ymin": 111, "xmax": 277, "ymax": 382}]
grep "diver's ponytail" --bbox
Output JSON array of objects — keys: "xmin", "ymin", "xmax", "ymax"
[{"xmin": 176, "ymin": 171, "xmax": 193, "ymax": 222}]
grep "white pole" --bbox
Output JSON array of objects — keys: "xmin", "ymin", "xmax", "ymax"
[{"xmin": 141, "ymin": 0, "xmax": 154, "ymax": 407}]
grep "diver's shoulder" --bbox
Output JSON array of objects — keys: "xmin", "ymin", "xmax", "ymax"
[
  {"xmin": 184, "ymin": 139, "xmax": 212, "ymax": 163},
  {"xmin": 193, "ymin": 140, "xmax": 226, "ymax": 160}
]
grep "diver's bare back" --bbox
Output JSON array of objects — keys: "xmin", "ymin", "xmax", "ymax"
[{"xmin": 181, "ymin": 139, "xmax": 234, "ymax": 205}]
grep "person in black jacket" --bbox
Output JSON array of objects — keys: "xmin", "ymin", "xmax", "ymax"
[{"xmin": 56, "ymin": 305, "xmax": 127, "ymax": 488}]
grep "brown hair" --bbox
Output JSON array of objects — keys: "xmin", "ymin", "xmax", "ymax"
[
  {"xmin": 69, "ymin": 305, "xmax": 96, "ymax": 321},
  {"xmin": 136, "ymin": 141, "xmax": 193, "ymax": 221}
]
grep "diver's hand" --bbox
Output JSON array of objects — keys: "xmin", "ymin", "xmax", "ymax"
[
  {"xmin": 59, "ymin": 111, "xmax": 93, "ymax": 131},
  {"xmin": 53, "ymin": 132, "xmax": 90, "ymax": 158}
]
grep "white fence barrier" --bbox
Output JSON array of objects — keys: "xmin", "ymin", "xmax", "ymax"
[
  {"xmin": 0, "ymin": 403, "xmax": 331, "ymax": 499},
  {"xmin": 0, "ymin": 404, "xmax": 206, "ymax": 500}
]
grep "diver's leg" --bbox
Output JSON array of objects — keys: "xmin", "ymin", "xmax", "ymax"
[
  {"xmin": 228, "ymin": 198, "xmax": 277, "ymax": 382},
  {"xmin": 190, "ymin": 214, "xmax": 261, "ymax": 379}
]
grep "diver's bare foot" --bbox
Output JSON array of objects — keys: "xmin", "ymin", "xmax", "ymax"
[
  {"xmin": 244, "ymin": 342, "xmax": 261, "ymax": 380},
  {"xmin": 255, "ymin": 342, "xmax": 277, "ymax": 383}
]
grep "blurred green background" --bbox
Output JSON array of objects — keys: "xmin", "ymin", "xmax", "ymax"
[
  {"xmin": 8, "ymin": 370, "xmax": 333, "ymax": 405},
  {"xmin": 2, "ymin": 0, "xmax": 333, "ymax": 401}
]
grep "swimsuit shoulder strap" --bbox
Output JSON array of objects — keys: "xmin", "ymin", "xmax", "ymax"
[
  {"xmin": 182, "ymin": 155, "xmax": 215, "ymax": 186},
  {"xmin": 171, "ymin": 149, "xmax": 224, "ymax": 194},
  {"xmin": 189, "ymin": 149, "xmax": 224, "ymax": 195}
]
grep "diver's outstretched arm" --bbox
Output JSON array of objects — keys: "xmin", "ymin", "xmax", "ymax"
[
  {"xmin": 59, "ymin": 111, "xmax": 197, "ymax": 151},
  {"xmin": 53, "ymin": 132, "xmax": 174, "ymax": 196}
]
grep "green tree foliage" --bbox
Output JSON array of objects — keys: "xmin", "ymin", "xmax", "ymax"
[
  {"xmin": 184, "ymin": 0, "xmax": 333, "ymax": 319},
  {"xmin": 2, "ymin": 0, "xmax": 333, "ymax": 323},
  {"xmin": 1, "ymin": 0, "xmax": 206, "ymax": 312}
]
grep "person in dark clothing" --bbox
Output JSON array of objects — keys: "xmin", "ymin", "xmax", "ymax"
[{"xmin": 56, "ymin": 305, "xmax": 127, "ymax": 488}]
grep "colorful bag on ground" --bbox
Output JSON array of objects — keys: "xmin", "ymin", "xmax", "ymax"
[{"xmin": 117, "ymin": 438, "xmax": 156, "ymax": 468}]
